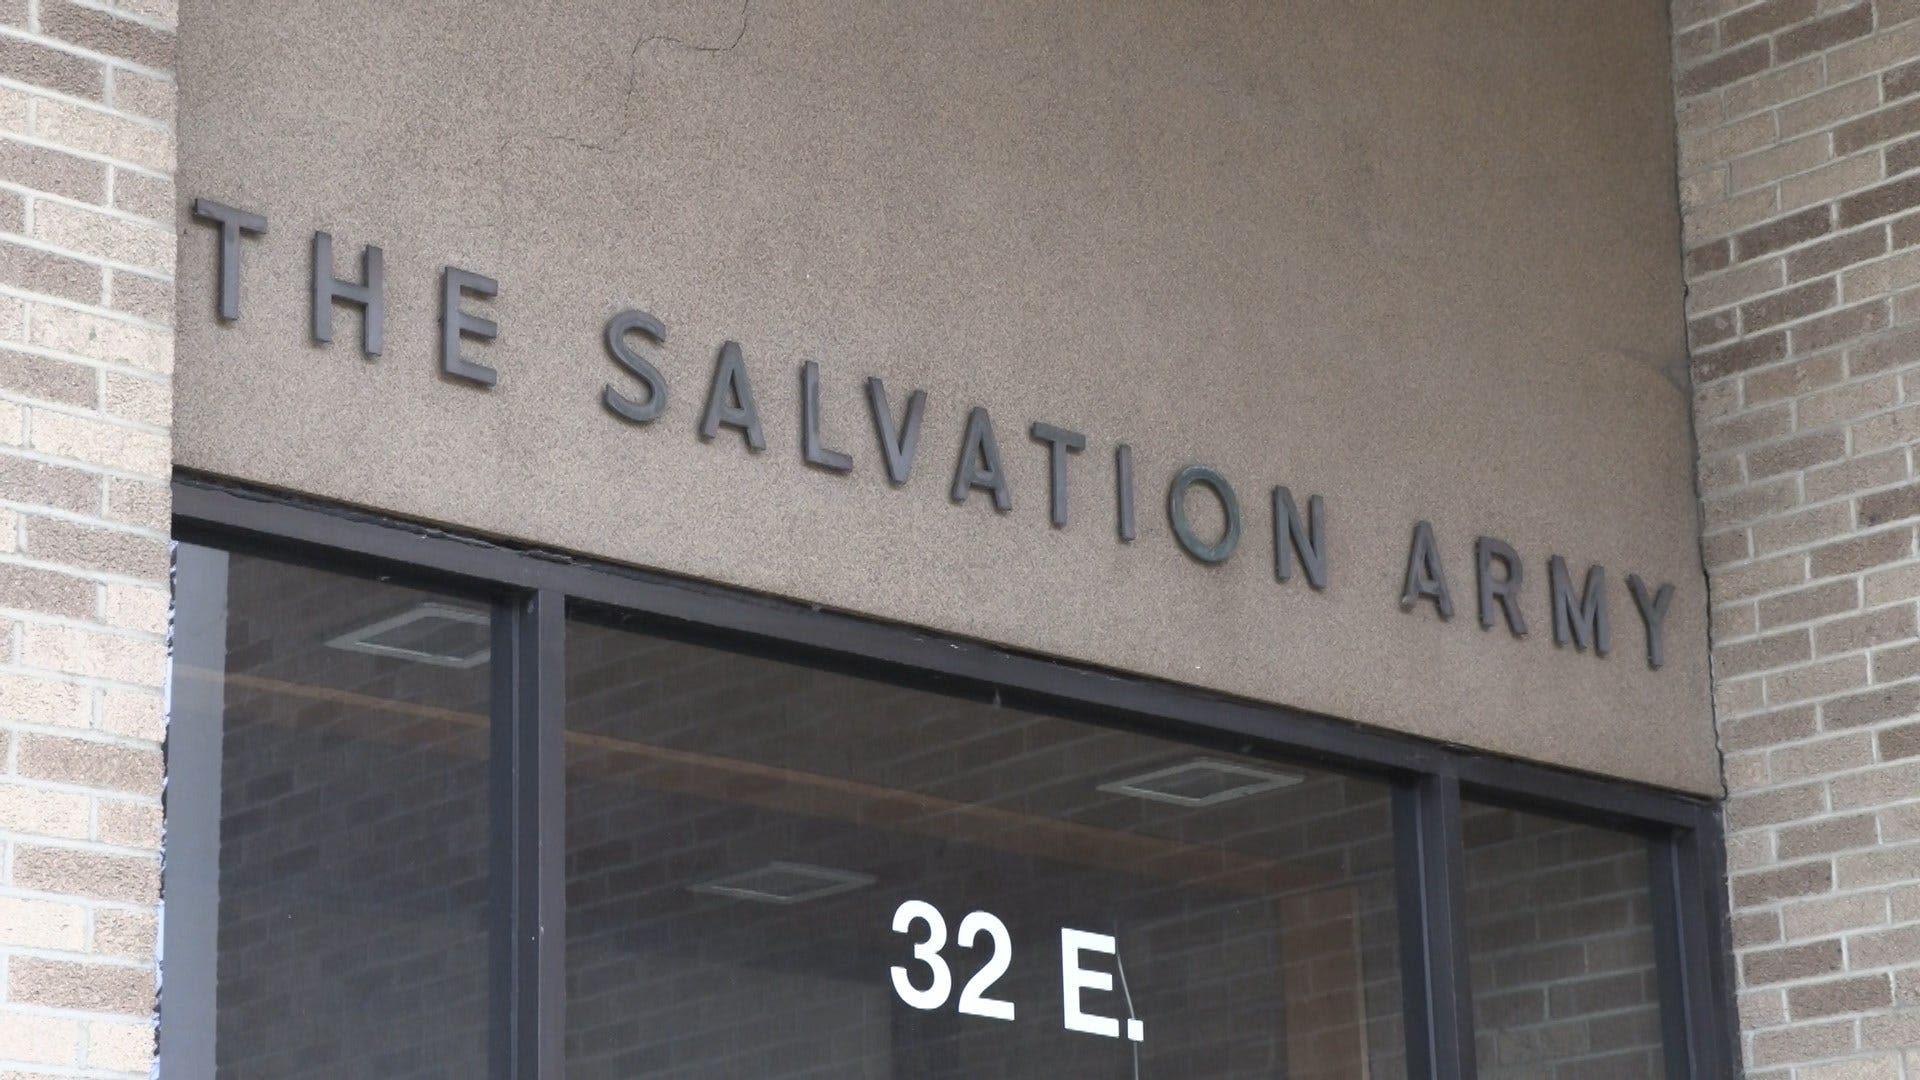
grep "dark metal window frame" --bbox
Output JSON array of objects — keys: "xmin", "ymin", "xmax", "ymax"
[{"xmin": 167, "ymin": 474, "xmax": 1740, "ymax": 1079}]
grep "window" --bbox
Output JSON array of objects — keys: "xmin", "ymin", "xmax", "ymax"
[{"xmin": 164, "ymin": 482, "xmax": 1735, "ymax": 1078}]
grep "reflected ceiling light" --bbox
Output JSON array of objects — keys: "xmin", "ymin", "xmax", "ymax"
[
  {"xmin": 1099, "ymin": 758, "xmax": 1304, "ymax": 807},
  {"xmin": 688, "ymin": 861, "xmax": 877, "ymax": 905},
  {"xmin": 324, "ymin": 602, "xmax": 491, "ymax": 669}
]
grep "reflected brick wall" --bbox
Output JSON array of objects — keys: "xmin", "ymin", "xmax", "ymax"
[{"xmin": 1464, "ymin": 804, "xmax": 1666, "ymax": 1079}]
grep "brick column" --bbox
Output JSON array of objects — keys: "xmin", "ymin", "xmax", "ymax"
[
  {"xmin": 0, "ymin": 0, "xmax": 171, "ymax": 1075},
  {"xmin": 1673, "ymin": 1, "xmax": 1920, "ymax": 1075}
]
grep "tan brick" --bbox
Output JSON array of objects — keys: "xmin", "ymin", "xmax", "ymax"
[
  {"xmin": 1786, "ymin": 154, "xmax": 1889, "ymax": 215},
  {"xmin": 1744, "ymin": 938, "xmax": 1845, "ymax": 984},
  {"xmin": 1715, "ymin": 599, "xmax": 1759, "ymax": 638},
  {"xmin": 1729, "ymin": 782, "xmax": 1829, "ymax": 830},
  {"xmin": 1677, "ymin": 94, "xmax": 1725, "ymax": 137},
  {"xmin": 1880, "ymin": 719, "xmax": 1920, "ymax": 759},
  {"xmin": 1744, "ymin": 278, "xmax": 1841, "ymax": 331},
  {"xmin": 1784, "ymin": 890, "xmax": 1890, "ymax": 938},
  {"xmin": 1789, "ymin": 227, "xmax": 1891, "ymax": 282},
  {"xmin": 95, "ymin": 796, "xmax": 157, "ymax": 847},
  {"xmin": 0, "ymin": 672, "xmax": 88, "ymax": 727},
  {"xmin": 1851, "ymin": 924, "xmax": 1920, "ymax": 968},
  {"xmin": 1703, "ymin": 403, "xmax": 1795, "ymax": 455},
  {"xmin": 1884, "ymin": 802, "xmax": 1920, "ymax": 841},
  {"xmin": 1840, "ymin": 173, "xmax": 1920, "ymax": 227},
  {"xmin": 1735, "ymin": 908, "xmax": 1784, "ymax": 949},
  {"xmin": 1675, "ymin": 22, "xmax": 1719, "ymax": 65},
  {"xmin": 1723, "ymin": 704, "xmax": 1820, "ymax": 750},
  {"xmin": 1688, "ymin": 186, "xmax": 1782, "ymax": 245},
  {"xmin": 1724, "ymin": 0, "xmax": 1820, "ymax": 47},
  {"xmin": 1846, "ymin": 398, "xmax": 1920, "ymax": 450},
  {"xmin": 1679, "ymin": 40, "xmax": 1774, "ymax": 98},
  {"xmin": 1698, "ymin": 375, "xmax": 1743, "ymax": 422},
  {"xmin": 40, "ymin": 0, "xmax": 173, "ymax": 71},
  {"xmin": 1734, "ymin": 134, "xmax": 1835, "ymax": 194},
  {"xmin": 1872, "ymin": 639, "xmax": 1920, "ymax": 681},
  {"xmin": 29, "ymin": 201, "xmax": 170, "ymax": 278},
  {"xmin": 1750, "ymin": 1017, "xmax": 1854, "ymax": 1066},
  {"xmin": 1720, "ymin": 629, "xmax": 1815, "ymax": 676},
  {"xmin": 1816, "ymin": 603, "xmax": 1918, "ymax": 652},
  {"xmin": 1823, "ymin": 682, "xmax": 1920, "ymax": 728},
  {"xmin": 108, "ymin": 166, "xmax": 169, "ymax": 224},
  {"xmin": 1682, "ymin": 166, "xmax": 1728, "ymax": 210},
  {"xmin": 1696, "ymin": 330, "xmax": 1790, "ymax": 382},
  {"xmin": 1859, "ymin": 483, "xmax": 1920, "ymax": 526},
  {"xmin": 27, "ymin": 302, "xmax": 169, "ymax": 370},
  {"xmin": 1810, "ymin": 527, "xmax": 1914, "ymax": 576},
  {"xmin": 102, "ymin": 476, "xmax": 165, "ymax": 531},
  {"xmin": 31, "ymin": 98, "xmax": 170, "ymax": 174},
  {"xmin": 1837, "ymin": 97, "xmax": 1920, "ymax": 156},
  {"xmin": 108, "ymin": 67, "xmax": 172, "ymax": 125},
  {"xmin": 15, "ymin": 733, "xmax": 159, "ymax": 794},
  {"xmin": 1830, "ymin": 759, "xmax": 1920, "ymax": 809},
  {"xmin": 107, "ymin": 270, "xmax": 169, "ymax": 325},
  {"xmin": 1706, "ymin": 476, "xmax": 1800, "ymax": 530},
  {"xmin": 0, "ymin": 1013, "xmax": 79, "ymax": 1066},
  {"xmin": 0, "ymin": 562, "xmax": 93, "ymax": 619},
  {"xmin": 1778, "ymin": 812, "xmax": 1881, "ymax": 858},
  {"xmin": 1772, "ymin": 730, "xmax": 1877, "ymax": 780},
  {"xmin": 1692, "ymin": 308, "xmax": 1738, "ymax": 349},
  {"xmin": 86, "ymin": 1018, "xmax": 152, "ymax": 1072},
  {"xmin": 27, "ymin": 409, "xmax": 168, "ymax": 474},
  {"xmin": 101, "ymin": 371, "xmax": 167, "ymax": 428},
  {"xmin": 1738, "ymin": 207, "xmax": 1837, "ymax": 262},
  {"xmin": 8, "ymin": 957, "xmax": 149, "ymax": 1016},
  {"xmin": 0, "ymin": 138, "xmax": 108, "ymax": 205},
  {"xmin": 97, "ymin": 687, "xmax": 161, "ymax": 741},
  {"xmin": 1806, "ymin": 450, "xmax": 1906, "ymax": 502},
  {"xmin": 11, "ymin": 843, "xmax": 155, "ymax": 903},
  {"xmin": 1837, "ymin": 841, "xmax": 1920, "ymax": 886},
  {"xmin": 1843, "ymin": 247, "xmax": 1920, "ymax": 298},
  {"xmin": 0, "ymin": 347, "xmax": 96, "ymax": 408},
  {"xmin": 1798, "ymin": 1054, "xmax": 1903, "ymax": 1080},
  {"xmin": 1720, "ymin": 550, "xmax": 1811, "ymax": 603},
  {"xmin": 0, "ymin": 34, "xmax": 105, "ymax": 101},
  {"xmin": 1789, "ymin": 973, "xmax": 1892, "ymax": 1018},
  {"xmin": 1850, "ymin": 321, "xmax": 1920, "ymax": 372},
  {"xmin": 1749, "ymin": 429, "xmax": 1848, "ymax": 477},
  {"xmin": 1748, "ymin": 348, "xmax": 1847, "ymax": 407},
  {"xmin": 1795, "ymin": 299, "xmax": 1891, "ymax": 351},
  {"xmin": 0, "ymin": 895, "xmax": 83, "ymax": 950},
  {"xmin": 21, "ymin": 516, "xmax": 166, "ymax": 579},
  {"xmin": 0, "ymin": 455, "xmax": 99, "ymax": 517},
  {"xmin": 20, "ymin": 624, "xmax": 164, "ymax": 686},
  {"xmin": 1755, "ymin": 502, "xmax": 1852, "ymax": 553},
  {"xmin": 1783, "ymin": 79, "xmax": 1887, "ymax": 139},
  {"xmin": 101, "ymin": 581, "xmax": 163, "ymax": 633},
  {"xmin": 92, "ymin": 908, "xmax": 154, "ymax": 958},
  {"xmin": 1778, "ymin": 3, "xmax": 1877, "ymax": 65},
  {"xmin": 1701, "ymin": 455, "xmax": 1747, "ymax": 493},
  {"xmin": 0, "ymin": 785, "xmax": 88, "ymax": 840}
]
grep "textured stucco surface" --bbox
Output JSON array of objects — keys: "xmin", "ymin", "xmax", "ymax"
[{"xmin": 173, "ymin": 0, "xmax": 1717, "ymax": 792}]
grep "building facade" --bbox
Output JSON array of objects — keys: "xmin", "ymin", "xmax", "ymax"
[{"xmin": 0, "ymin": 0, "xmax": 1911, "ymax": 1076}]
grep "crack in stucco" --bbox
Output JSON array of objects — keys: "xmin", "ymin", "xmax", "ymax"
[{"xmin": 522, "ymin": 0, "xmax": 756, "ymax": 156}]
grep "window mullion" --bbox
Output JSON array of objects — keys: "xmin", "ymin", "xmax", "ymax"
[
  {"xmin": 1394, "ymin": 773, "xmax": 1477, "ymax": 1080},
  {"xmin": 494, "ymin": 588, "xmax": 567, "ymax": 1080}
]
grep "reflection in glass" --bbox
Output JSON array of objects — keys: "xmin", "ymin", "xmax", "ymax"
[
  {"xmin": 177, "ymin": 549, "xmax": 493, "ymax": 1079},
  {"xmin": 1463, "ymin": 803, "xmax": 1667, "ymax": 1079},
  {"xmin": 564, "ymin": 616, "xmax": 1407, "ymax": 1078}
]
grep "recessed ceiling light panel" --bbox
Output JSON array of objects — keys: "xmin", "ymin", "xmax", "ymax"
[
  {"xmin": 1099, "ymin": 758, "xmax": 1304, "ymax": 807},
  {"xmin": 688, "ymin": 861, "xmax": 876, "ymax": 905},
  {"xmin": 325, "ymin": 602, "xmax": 491, "ymax": 669}
]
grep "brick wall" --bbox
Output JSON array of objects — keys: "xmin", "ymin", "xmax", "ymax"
[
  {"xmin": 1672, "ymin": 0, "xmax": 1920, "ymax": 1075},
  {"xmin": 0, "ymin": 0, "xmax": 172, "ymax": 1076}
]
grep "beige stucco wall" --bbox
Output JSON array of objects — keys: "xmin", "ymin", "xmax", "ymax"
[{"xmin": 172, "ymin": 0, "xmax": 1718, "ymax": 792}]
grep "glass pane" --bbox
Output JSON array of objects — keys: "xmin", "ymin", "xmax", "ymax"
[
  {"xmin": 565, "ymin": 617, "xmax": 1406, "ymax": 1078},
  {"xmin": 1463, "ymin": 802, "xmax": 1668, "ymax": 1079},
  {"xmin": 172, "ymin": 548, "xmax": 493, "ymax": 1078}
]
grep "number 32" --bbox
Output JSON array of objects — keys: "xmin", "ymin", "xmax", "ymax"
[{"xmin": 889, "ymin": 899, "xmax": 1015, "ymax": 1020}]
